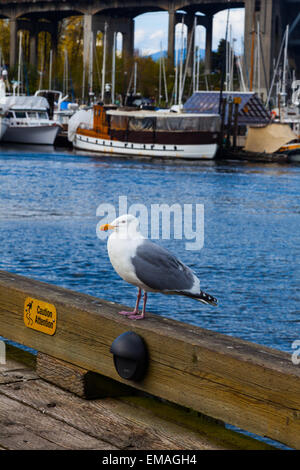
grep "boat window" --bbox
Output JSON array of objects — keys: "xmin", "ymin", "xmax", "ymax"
[
  {"xmin": 15, "ymin": 111, "xmax": 26, "ymax": 118},
  {"xmin": 27, "ymin": 112, "xmax": 38, "ymax": 119},
  {"xmin": 38, "ymin": 112, "xmax": 48, "ymax": 119},
  {"xmin": 156, "ymin": 115, "xmax": 221, "ymax": 132},
  {"xmin": 110, "ymin": 114, "xmax": 129, "ymax": 130},
  {"xmin": 129, "ymin": 117, "xmax": 155, "ymax": 131},
  {"xmin": 8, "ymin": 112, "xmax": 14, "ymax": 118}
]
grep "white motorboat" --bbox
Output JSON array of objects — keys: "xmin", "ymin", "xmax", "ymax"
[
  {"xmin": 0, "ymin": 78, "xmax": 12, "ymax": 141},
  {"xmin": 2, "ymin": 95, "xmax": 61, "ymax": 145}
]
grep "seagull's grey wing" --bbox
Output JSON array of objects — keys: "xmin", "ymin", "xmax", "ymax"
[{"xmin": 131, "ymin": 239, "xmax": 196, "ymax": 292}]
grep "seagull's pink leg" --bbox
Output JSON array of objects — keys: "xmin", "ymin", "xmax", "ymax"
[
  {"xmin": 118, "ymin": 288, "xmax": 141, "ymax": 316},
  {"xmin": 129, "ymin": 292, "xmax": 147, "ymax": 320}
]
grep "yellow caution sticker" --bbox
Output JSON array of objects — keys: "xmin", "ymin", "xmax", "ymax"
[{"xmin": 24, "ymin": 297, "xmax": 57, "ymax": 336}]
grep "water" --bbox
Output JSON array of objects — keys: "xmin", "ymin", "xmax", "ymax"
[{"xmin": 0, "ymin": 145, "xmax": 299, "ymax": 356}]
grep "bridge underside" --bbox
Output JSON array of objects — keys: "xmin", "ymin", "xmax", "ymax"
[{"xmin": 0, "ymin": 0, "xmax": 298, "ymax": 97}]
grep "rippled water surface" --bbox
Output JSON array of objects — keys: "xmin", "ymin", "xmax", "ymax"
[{"xmin": 1, "ymin": 145, "xmax": 299, "ymax": 354}]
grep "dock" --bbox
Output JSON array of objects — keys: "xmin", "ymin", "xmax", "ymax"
[{"xmin": 0, "ymin": 271, "xmax": 299, "ymax": 451}]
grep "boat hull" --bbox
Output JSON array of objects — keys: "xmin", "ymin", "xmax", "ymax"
[
  {"xmin": 0, "ymin": 117, "xmax": 9, "ymax": 141},
  {"xmin": 3, "ymin": 125, "xmax": 60, "ymax": 145},
  {"xmin": 73, "ymin": 133, "xmax": 218, "ymax": 160}
]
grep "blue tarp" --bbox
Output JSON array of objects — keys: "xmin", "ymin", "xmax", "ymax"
[{"xmin": 60, "ymin": 101, "xmax": 71, "ymax": 110}]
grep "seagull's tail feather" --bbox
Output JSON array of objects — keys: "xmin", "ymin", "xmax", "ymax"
[{"xmin": 181, "ymin": 290, "xmax": 218, "ymax": 306}]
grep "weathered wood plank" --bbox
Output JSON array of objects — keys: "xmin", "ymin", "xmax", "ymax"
[
  {"xmin": 0, "ymin": 367, "xmax": 37, "ymax": 385},
  {"xmin": 0, "ymin": 349, "xmax": 38, "ymax": 385},
  {"xmin": 0, "ymin": 379, "xmax": 212, "ymax": 450},
  {"xmin": 0, "ymin": 391, "xmax": 117, "ymax": 450},
  {"xmin": 0, "ymin": 271, "xmax": 299, "ymax": 449},
  {"xmin": 0, "ymin": 377, "xmax": 273, "ymax": 450}
]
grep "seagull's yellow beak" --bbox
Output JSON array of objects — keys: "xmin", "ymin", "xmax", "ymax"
[{"xmin": 100, "ymin": 223, "xmax": 115, "ymax": 231}]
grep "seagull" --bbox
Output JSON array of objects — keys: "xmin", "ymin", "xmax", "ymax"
[{"xmin": 100, "ymin": 214, "xmax": 217, "ymax": 320}]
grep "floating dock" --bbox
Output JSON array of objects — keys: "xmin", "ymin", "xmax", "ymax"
[{"xmin": 0, "ymin": 271, "xmax": 299, "ymax": 450}]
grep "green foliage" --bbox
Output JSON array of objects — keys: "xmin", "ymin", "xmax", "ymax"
[{"xmin": 0, "ymin": 17, "xmax": 234, "ymax": 100}]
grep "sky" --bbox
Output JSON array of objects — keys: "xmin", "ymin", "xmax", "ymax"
[{"xmin": 133, "ymin": 9, "xmax": 245, "ymax": 56}]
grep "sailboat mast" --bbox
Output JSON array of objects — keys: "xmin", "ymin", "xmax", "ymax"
[
  {"xmin": 49, "ymin": 49, "xmax": 53, "ymax": 90},
  {"xmin": 159, "ymin": 42, "xmax": 162, "ymax": 105},
  {"xmin": 257, "ymin": 21, "xmax": 261, "ymax": 94},
  {"xmin": 101, "ymin": 22, "xmax": 107, "ymax": 102},
  {"xmin": 174, "ymin": 44, "xmax": 178, "ymax": 105},
  {"xmin": 178, "ymin": 16, "xmax": 184, "ymax": 106},
  {"xmin": 162, "ymin": 53, "xmax": 168, "ymax": 104},
  {"xmin": 196, "ymin": 46, "xmax": 200, "ymax": 91},
  {"xmin": 111, "ymin": 32, "xmax": 116, "ymax": 104},
  {"xmin": 249, "ymin": 11, "xmax": 255, "ymax": 91},
  {"xmin": 17, "ymin": 31, "xmax": 23, "ymax": 95},
  {"xmin": 192, "ymin": 16, "xmax": 197, "ymax": 93},
  {"xmin": 133, "ymin": 61, "xmax": 137, "ymax": 95},
  {"xmin": 282, "ymin": 24, "xmax": 289, "ymax": 107},
  {"xmin": 88, "ymin": 32, "xmax": 93, "ymax": 99}
]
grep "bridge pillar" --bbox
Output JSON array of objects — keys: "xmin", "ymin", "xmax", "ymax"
[
  {"xmin": 50, "ymin": 21, "xmax": 59, "ymax": 69},
  {"xmin": 29, "ymin": 31, "xmax": 38, "ymax": 68},
  {"xmin": 83, "ymin": 14, "xmax": 135, "ymax": 68},
  {"xmin": 107, "ymin": 28, "xmax": 114, "ymax": 57},
  {"xmin": 9, "ymin": 18, "xmax": 17, "ymax": 70},
  {"xmin": 168, "ymin": 9, "xmax": 176, "ymax": 67},
  {"xmin": 83, "ymin": 14, "xmax": 94, "ymax": 76},
  {"xmin": 244, "ymin": 0, "xmax": 284, "ymax": 98},
  {"xmin": 122, "ymin": 18, "xmax": 134, "ymax": 58},
  {"xmin": 204, "ymin": 14, "xmax": 213, "ymax": 75},
  {"xmin": 186, "ymin": 15, "xmax": 195, "ymax": 77}
]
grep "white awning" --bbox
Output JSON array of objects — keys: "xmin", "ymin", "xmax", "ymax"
[{"xmin": 0, "ymin": 95, "xmax": 50, "ymax": 111}]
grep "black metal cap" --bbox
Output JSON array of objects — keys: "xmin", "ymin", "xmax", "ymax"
[{"xmin": 110, "ymin": 331, "xmax": 148, "ymax": 381}]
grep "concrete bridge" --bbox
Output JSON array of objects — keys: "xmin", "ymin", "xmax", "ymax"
[{"xmin": 0, "ymin": 0, "xmax": 299, "ymax": 94}]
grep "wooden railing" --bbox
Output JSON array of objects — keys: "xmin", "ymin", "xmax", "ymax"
[{"xmin": 0, "ymin": 270, "xmax": 299, "ymax": 449}]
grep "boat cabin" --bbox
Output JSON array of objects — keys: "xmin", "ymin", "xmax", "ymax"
[{"xmin": 77, "ymin": 105, "xmax": 221, "ymax": 146}]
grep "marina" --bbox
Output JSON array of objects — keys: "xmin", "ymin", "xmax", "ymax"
[{"xmin": 0, "ymin": 0, "xmax": 299, "ymax": 455}]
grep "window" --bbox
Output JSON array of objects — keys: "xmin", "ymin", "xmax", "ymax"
[
  {"xmin": 38, "ymin": 112, "xmax": 48, "ymax": 119},
  {"xmin": 27, "ymin": 112, "xmax": 38, "ymax": 119},
  {"xmin": 15, "ymin": 112, "xmax": 26, "ymax": 118}
]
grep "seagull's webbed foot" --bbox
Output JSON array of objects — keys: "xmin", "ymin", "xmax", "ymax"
[
  {"xmin": 128, "ymin": 292, "xmax": 147, "ymax": 321},
  {"xmin": 128, "ymin": 313, "xmax": 145, "ymax": 320},
  {"xmin": 118, "ymin": 288, "xmax": 142, "ymax": 317},
  {"xmin": 118, "ymin": 310, "xmax": 136, "ymax": 316}
]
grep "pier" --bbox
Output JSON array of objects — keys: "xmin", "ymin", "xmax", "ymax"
[{"xmin": 0, "ymin": 270, "xmax": 299, "ymax": 450}]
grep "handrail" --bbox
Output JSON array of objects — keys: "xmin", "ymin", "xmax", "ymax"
[{"xmin": 0, "ymin": 270, "xmax": 299, "ymax": 449}]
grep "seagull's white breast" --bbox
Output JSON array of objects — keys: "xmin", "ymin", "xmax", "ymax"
[{"xmin": 107, "ymin": 232, "xmax": 147, "ymax": 288}]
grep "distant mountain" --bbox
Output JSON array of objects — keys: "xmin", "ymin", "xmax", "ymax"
[
  {"xmin": 149, "ymin": 48, "xmax": 206, "ymax": 63},
  {"xmin": 150, "ymin": 50, "xmax": 167, "ymax": 61}
]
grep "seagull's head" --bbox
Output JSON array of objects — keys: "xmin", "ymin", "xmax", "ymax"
[{"xmin": 100, "ymin": 214, "xmax": 140, "ymax": 237}]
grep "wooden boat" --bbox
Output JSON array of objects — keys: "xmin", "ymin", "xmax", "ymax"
[{"xmin": 69, "ymin": 105, "xmax": 220, "ymax": 160}]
